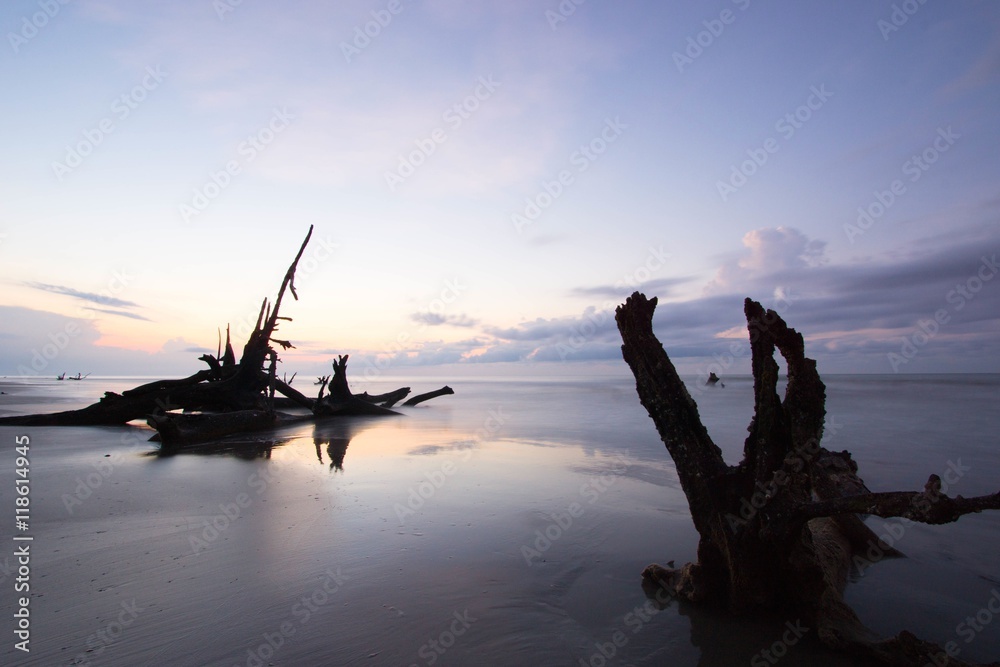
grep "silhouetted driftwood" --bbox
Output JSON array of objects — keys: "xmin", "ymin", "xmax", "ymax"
[
  {"xmin": 313, "ymin": 355, "xmax": 402, "ymax": 417},
  {"xmin": 616, "ymin": 292, "xmax": 1000, "ymax": 667},
  {"xmin": 402, "ymin": 386, "xmax": 454, "ymax": 407},
  {"xmin": 0, "ymin": 227, "xmax": 454, "ymax": 438}
]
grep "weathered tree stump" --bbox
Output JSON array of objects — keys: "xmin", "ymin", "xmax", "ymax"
[{"xmin": 616, "ymin": 292, "xmax": 1000, "ymax": 666}]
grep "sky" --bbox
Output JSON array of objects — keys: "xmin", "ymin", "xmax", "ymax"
[{"xmin": 1, "ymin": 0, "xmax": 999, "ymax": 381}]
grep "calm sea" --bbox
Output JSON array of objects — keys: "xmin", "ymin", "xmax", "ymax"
[{"xmin": 0, "ymin": 373, "xmax": 998, "ymax": 666}]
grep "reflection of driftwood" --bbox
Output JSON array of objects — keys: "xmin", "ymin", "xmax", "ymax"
[
  {"xmin": 616, "ymin": 292, "xmax": 1000, "ymax": 667},
  {"xmin": 402, "ymin": 386, "xmax": 454, "ymax": 407}
]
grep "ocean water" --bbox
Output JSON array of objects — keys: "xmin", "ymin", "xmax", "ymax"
[{"xmin": 0, "ymin": 373, "xmax": 998, "ymax": 666}]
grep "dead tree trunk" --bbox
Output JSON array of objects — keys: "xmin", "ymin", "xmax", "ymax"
[{"xmin": 616, "ymin": 292, "xmax": 1000, "ymax": 667}]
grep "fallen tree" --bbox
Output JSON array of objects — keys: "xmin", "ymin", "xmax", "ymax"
[
  {"xmin": 615, "ymin": 292, "xmax": 1000, "ymax": 667},
  {"xmin": 0, "ymin": 226, "xmax": 454, "ymax": 440}
]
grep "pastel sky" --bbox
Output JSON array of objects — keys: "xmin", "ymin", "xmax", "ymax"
[{"xmin": 2, "ymin": 0, "xmax": 999, "ymax": 380}]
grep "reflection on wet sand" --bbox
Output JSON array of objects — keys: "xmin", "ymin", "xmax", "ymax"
[
  {"xmin": 149, "ymin": 416, "xmax": 384, "ymax": 473},
  {"xmin": 311, "ymin": 418, "xmax": 373, "ymax": 471}
]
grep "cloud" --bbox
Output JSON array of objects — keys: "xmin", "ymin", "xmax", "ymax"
[
  {"xmin": 82, "ymin": 307, "xmax": 153, "ymax": 321},
  {"xmin": 24, "ymin": 282, "xmax": 141, "ymax": 309},
  {"xmin": 570, "ymin": 276, "xmax": 693, "ymax": 301},
  {"xmin": 0, "ymin": 307, "xmax": 212, "ymax": 378},
  {"xmin": 705, "ymin": 227, "xmax": 826, "ymax": 294},
  {"xmin": 410, "ymin": 312, "xmax": 479, "ymax": 327},
  {"xmin": 456, "ymin": 223, "xmax": 1000, "ymax": 372}
]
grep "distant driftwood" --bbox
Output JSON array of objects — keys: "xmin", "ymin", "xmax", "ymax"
[
  {"xmin": 616, "ymin": 292, "xmax": 1000, "ymax": 667},
  {"xmin": 0, "ymin": 226, "xmax": 453, "ymax": 444}
]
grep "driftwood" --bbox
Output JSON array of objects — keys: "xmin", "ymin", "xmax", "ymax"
[
  {"xmin": 313, "ymin": 355, "xmax": 402, "ymax": 417},
  {"xmin": 0, "ymin": 227, "xmax": 454, "ymax": 440},
  {"xmin": 149, "ymin": 410, "xmax": 278, "ymax": 447},
  {"xmin": 403, "ymin": 386, "xmax": 454, "ymax": 407},
  {"xmin": 615, "ymin": 292, "xmax": 1000, "ymax": 667}
]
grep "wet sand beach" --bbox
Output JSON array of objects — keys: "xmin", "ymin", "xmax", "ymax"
[{"xmin": 1, "ymin": 375, "xmax": 998, "ymax": 666}]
